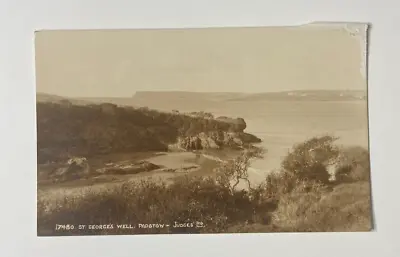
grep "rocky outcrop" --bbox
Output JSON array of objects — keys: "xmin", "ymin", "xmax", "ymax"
[
  {"xmin": 216, "ymin": 116, "xmax": 247, "ymax": 131},
  {"xmin": 159, "ymin": 165, "xmax": 200, "ymax": 173},
  {"xmin": 173, "ymin": 131, "xmax": 261, "ymax": 151},
  {"xmin": 96, "ymin": 160, "xmax": 160, "ymax": 175},
  {"xmin": 49, "ymin": 157, "xmax": 90, "ymax": 182},
  {"xmin": 239, "ymin": 132, "xmax": 262, "ymax": 144}
]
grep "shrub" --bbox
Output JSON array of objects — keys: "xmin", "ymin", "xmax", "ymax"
[
  {"xmin": 271, "ymin": 188, "xmax": 324, "ymax": 230},
  {"xmin": 293, "ymin": 181, "xmax": 372, "ymax": 232},
  {"xmin": 281, "ymin": 135, "xmax": 340, "ymax": 184},
  {"xmin": 270, "ymin": 141, "xmax": 371, "ymax": 232},
  {"xmin": 335, "ymin": 146, "xmax": 370, "ymax": 183},
  {"xmin": 270, "ymin": 179, "xmax": 372, "ymax": 232},
  {"xmin": 37, "ymin": 174, "xmax": 278, "ymax": 236}
]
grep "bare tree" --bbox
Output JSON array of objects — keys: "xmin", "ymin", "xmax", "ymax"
[{"xmin": 216, "ymin": 147, "xmax": 265, "ymax": 192}]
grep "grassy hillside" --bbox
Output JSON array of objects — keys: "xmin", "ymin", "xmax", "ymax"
[{"xmin": 37, "ymin": 101, "xmax": 258, "ymax": 163}]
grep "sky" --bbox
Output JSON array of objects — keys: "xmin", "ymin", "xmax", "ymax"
[{"xmin": 35, "ymin": 25, "xmax": 367, "ymax": 97}]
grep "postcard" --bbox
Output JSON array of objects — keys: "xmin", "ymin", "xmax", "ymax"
[{"xmin": 36, "ymin": 23, "xmax": 372, "ymax": 236}]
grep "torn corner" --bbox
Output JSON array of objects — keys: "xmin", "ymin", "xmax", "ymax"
[{"xmin": 300, "ymin": 21, "xmax": 369, "ymax": 34}]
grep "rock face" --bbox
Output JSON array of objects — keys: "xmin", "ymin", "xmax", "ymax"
[
  {"xmin": 174, "ymin": 131, "xmax": 261, "ymax": 151},
  {"xmin": 96, "ymin": 160, "xmax": 160, "ymax": 175},
  {"xmin": 216, "ymin": 116, "xmax": 247, "ymax": 131},
  {"xmin": 159, "ymin": 165, "xmax": 200, "ymax": 173},
  {"xmin": 49, "ymin": 157, "xmax": 90, "ymax": 182}
]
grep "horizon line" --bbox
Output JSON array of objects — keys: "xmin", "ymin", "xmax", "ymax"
[{"xmin": 36, "ymin": 88, "xmax": 367, "ymax": 99}]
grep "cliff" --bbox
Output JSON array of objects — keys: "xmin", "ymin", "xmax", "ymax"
[
  {"xmin": 172, "ymin": 131, "xmax": 261, "ymax": 151},
  {"xmin": 36, "ymin": 102, "xmax": 261, "ymax": 163}
]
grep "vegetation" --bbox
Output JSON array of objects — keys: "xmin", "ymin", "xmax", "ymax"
[
  {"xmin": 37, "ymin": 102, "xmax": 253, "ymax": 164},
  {"xmin": 38, "ymin": 176, "xmax": 279, "ymax": 235},
  {"xmin": 281, "ymin": 135, "xmax": 340, "ymax": 184},
  {"xmin": 187, "ymin": 111, "xmax": 214, "ymax": 119},
  {"xmin": 335, "ymin": 146, "xmax": 371, "ymax": 183},
  {"xmin": 261, "ymin": 136, "xmax": 372, "ymax": 232},
  {"xmin": 216, "ymin": 147, "xmax": 265, "ymax": 192},
  {"xmin": 37, "ymin": 136, "xmax": 372, "ymax": 235}
]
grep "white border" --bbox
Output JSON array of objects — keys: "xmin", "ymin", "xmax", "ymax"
[{"xmin": 1, "ymin": 0, "xmax": 399, "ymax": 256}]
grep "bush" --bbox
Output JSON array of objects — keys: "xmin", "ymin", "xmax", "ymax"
[
  {"xmin": 292, "ymin": 181, "xmax": 372, "ymax": 232},
  {"xmin": 258, "ymin": 137, "xmax": 372, "ymax": 232},
  {"xmin": 270, "ymin": 179, "xmax": 371, "ymax": 232},
  {"xmin": 335, "ymin": 146, "xmax": 370, "ymax": 183},
  {"xmin": 258, "ymin": 169, "xmax": 330, "ymax": 230},
  {"xmin": 271, "ymin": 188, "xmax": 324, "ymax": 231},
  {"xmin": 281, "ymin": 135, "xmax": 340, "ymax": 184},
  {"xmin": 37, "ymin": 174, "xmax": 279, "ymax": 236},
  {"xmin": 262, "ymin": 170, "xmax": 330, "ymax": 198}
]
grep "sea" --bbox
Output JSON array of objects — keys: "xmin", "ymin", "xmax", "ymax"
[{"xmin": 133, "ymin": 98, "xmax": 369, "ymax": 185}]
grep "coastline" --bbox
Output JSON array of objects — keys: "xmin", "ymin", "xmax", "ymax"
[
  {"xmin": 36, "ymin": 99, "xmax": 265, "ymax": 196},
  {"xmin": 37, "ymin": 142, "xmax": 265, "ymax": 199}
]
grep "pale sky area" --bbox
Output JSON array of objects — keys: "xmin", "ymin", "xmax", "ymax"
[{"xmin": 35, "ymin": 25, "xmax": 367, "ymax": 97}]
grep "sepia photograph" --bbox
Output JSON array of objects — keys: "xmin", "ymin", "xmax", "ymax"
[{"xmin": 35, "ymin": 23, "xmax": 372, "ymax": 236}]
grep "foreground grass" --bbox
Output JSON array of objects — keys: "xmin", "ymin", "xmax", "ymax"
[
  {"xmin": 38, "ymin": 177, "xmax": 278, "ymax": 235},
  {"xmin": 37, "ymin": 179, "xmax": 371, "ymax": 235},
  {"xmin": 273, "ymin": 181, "xmax": 372, "ymax": 232}
]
